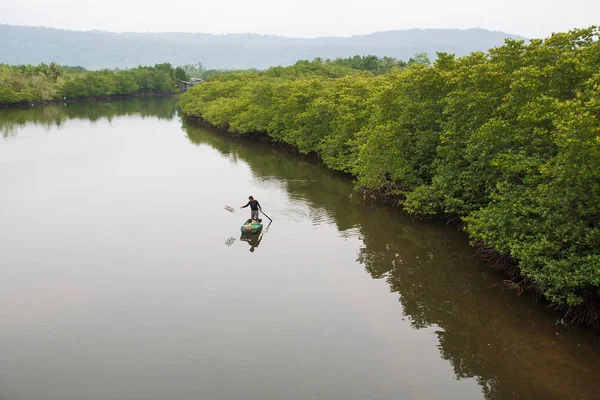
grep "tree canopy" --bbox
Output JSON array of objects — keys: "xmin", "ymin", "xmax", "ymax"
[{"xmin": 0, "ymin": 63, "xmax": 181, "ymax": 105}]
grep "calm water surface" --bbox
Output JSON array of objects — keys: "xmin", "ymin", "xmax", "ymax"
[{"xmin": 1, "ymin": 98, "xmax": 599, "ymax": 400}]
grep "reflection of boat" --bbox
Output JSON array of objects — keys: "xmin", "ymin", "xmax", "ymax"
[
  {"xmin": 240, "ymin": 231, "xmax": 263, "ymax": 252},
  {"xmin": 240, "ymin": 219, "xmax": 262, "ymax": 233}
]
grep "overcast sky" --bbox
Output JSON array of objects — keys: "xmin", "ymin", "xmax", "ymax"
[{"xmin": 1, "ymin": 0, "xmax": 598, "ymax": 38}]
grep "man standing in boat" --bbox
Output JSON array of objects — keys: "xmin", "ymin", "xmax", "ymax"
[{"xmin": 241, "ymin": 196, "xmax": 261, "ymax": 222}]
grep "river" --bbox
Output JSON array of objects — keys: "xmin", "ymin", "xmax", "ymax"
[{"xmin": 1, "ymin": 97, "xmax": 599, "ymax": 400}]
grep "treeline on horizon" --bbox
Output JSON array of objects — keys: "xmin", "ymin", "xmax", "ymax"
[
  {"xmin": 179, "ymin": 54, "xmax": 422, "ymax": 80},
  {"xmin": 0, "ymin": 53, "xmax": 423, "ymax": 105},
  {"xmin": 179, "ymin": 27, "xmax": 600, "ymax": 325},
  {"xmin": 0, "ymin": 62, "xmax": 190, "ymax": 105}
]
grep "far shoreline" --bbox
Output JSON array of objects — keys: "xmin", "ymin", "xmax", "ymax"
[{"xmin": 0, "ymin": 91, "xmax": 179, "ymax": 110}]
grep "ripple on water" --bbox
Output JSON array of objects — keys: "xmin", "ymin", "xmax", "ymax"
[
  {"xmin": 277, "ymin": 206, "xmax": 334, "ymax": 228},
  {"xmin": 282, "ymin": 208, "xmax": 310, "ymax": 223},
  {"xmin": 310, "ymin": 208, "xmax": 333, "ymax": 226},
  {"xmin": 338, "ymin": 227, "xmax": 361, "ymax": 240}
]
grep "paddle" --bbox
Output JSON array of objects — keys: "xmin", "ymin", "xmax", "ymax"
[{"xmin": 260, "ymin": 209, "xmax": 273, "ymax": 222}]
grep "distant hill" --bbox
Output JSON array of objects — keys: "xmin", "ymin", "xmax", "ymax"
[{"xmin": 0, "ymin": 24, "xmax": 527, "ymax": 70}]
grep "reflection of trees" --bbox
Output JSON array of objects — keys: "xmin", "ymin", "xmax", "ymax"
[
  {"xmin": 183, "ymin": 120, "xmax": 362, "ymax": 232},
  {"xmin": 357, "ymin": 216, "xmax": 600, "ymax": 400},
  {"xmin": 183, "ymin": 121, "xmax": 600, "ymax": 400},
  {"xmin": 1, "ymin": 97, "xmax": 177, "ymax": 137}
]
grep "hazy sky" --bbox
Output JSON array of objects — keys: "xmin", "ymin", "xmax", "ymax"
[{"xmin": 1, "ymin": 0, "xmax": 598, "ymax": 38}]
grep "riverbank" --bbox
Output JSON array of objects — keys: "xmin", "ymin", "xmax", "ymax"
[
  {"xmin": 1, "ymin": 91, "xmax": 178, "ymax": 109},
  {"xmin": 178, "ymin": 27, "xmax": 600, "ymax": 327}
]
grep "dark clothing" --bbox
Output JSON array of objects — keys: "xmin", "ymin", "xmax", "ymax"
[{"xmin": 242, "ymin": 200, "xmax": 261, "ymax": 211}]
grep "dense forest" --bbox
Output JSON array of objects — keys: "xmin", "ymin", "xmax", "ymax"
[
  {"xmin": 178, "ymin": 54, "xmax": 415, "ymax": 80},
  {"xmin": 0, "ymin": 63, "xmax": 187, "ymax": 105},
  {"xmin": 179, "ymin": 27, "xmax": 600, "ymax": 325}
]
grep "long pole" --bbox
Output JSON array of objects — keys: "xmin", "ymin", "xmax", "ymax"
[{"xmin": 260, "ymin": 210, "xmax": 273, "ymax": 222}]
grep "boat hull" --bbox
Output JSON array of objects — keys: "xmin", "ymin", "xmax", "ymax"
[{"xmin": 240, "ymin": 219, "xmax": 263, "ymax": 233}]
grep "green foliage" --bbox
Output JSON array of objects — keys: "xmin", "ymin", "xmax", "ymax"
[
  {"xmin": 408, "ymin": 52, "xmax": 431, "ymax": 66},
  {"xmin": 179, "ymin": 62, "xmax": 259, "ymax": 80},
  {"xmin": 321, "ymin": 55, "xmax": 408, "ymax": 75},
  {"xmin": 179, "ymin": 26, "xmax": 600, "ymax": 319},
  {"xmin": 174, "ymin": 66, "xmax": 189, "ymax": 82},
  {"xmin": 0, "ymin": 63, "xmax": 179, "ymax": 105},
  {"xmin": 355, "ymin": 63, "xmax": 452, "ymax": 202},
  {"xmin": 0, "ymin": 64, "xmax": 57, "ymax": 104}
]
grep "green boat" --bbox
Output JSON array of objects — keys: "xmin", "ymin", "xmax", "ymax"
[{"xmin": 240, "ymin": 218, "xmax": 263, "ymax": 234}]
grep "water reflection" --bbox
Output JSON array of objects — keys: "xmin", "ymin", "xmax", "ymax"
[
  {"xmin": 240, "ymin": 231, "xmax": 263, "ymax": 252},
  {"xmin": 1, "ymin": 96, "xmax": 177, "ymax": 138},
  {"xmin": 183, "ymin": 120, "xmax": 359, "ymax": 233},
  {"xmin": 182, "ymin": 120, "xmax": 600, "ymax": 400}
]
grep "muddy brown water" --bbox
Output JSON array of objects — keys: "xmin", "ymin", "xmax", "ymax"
[{"xmin": 1, "ymin": 97, "xmax": 599, "ymax": 400}]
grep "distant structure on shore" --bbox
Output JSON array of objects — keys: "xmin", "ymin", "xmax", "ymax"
[{"xmin": 179, "ymin": 77, "xmax": 203, "ymax": 91}]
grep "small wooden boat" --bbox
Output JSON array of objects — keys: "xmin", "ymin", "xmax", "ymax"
[{"xmin": 240, "ymin": 218, "xmax": 263, "ymax": 233}]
